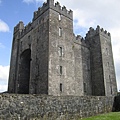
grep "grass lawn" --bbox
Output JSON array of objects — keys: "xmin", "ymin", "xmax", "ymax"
[{"xmin": 81, "ymin": 112, "xmax": 120, "ymax": 120}]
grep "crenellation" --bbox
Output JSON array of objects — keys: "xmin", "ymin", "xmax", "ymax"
[
  {"xmin": 32, "ymin": 0, "xmax": 73, "ymax": 21},
  {"xmin": 62, "ymin": 6, "xmax": 67, "ymax": 13},
  {"xmin": 68, "ymin": 9, "xmax": 73, "ymax": 15},
  {"xmin": 85, "ymin": 26, "xmax": 111, "ymax": 39},
  {"xmin": 33, "ymin": 11, "xmax": 38, "ymax": 20},
  {"xmin": 101, "ymin": 28, "xmax": 104, "ymax": 32},
  {"xmin": 76, "ymin": 35, "xmax": 82, "ymax": 40},
  {"xmin": 73, "ymin": 35, "xmax": 81, "ymax": 44},
  {"xmin": 53, "ymin": 2, "xmax": 73, "ymax": 19},
  {"xmin": 55, "ymin": 2, "xmax": 61, "ymax": 10},
  {"xmin": 38, "ymin": 7, "xmax": 41, "ymax": 11},
  {"xmin": 20, "ymin": 22, "xmax": 32, "ymax": 38},
  {"xmin": 104, "ymin": 30, "xmax": 107, "ymax": 34},
  {"xmin": 43, "ymin": 2, "xmax": 47, "ymax": 7},
  {"xmin": 74, "ymin": 35, "xmax": 88, "ymax": 47},
  {"xmin": 81, "ymin": 38, "xmax": 87, "ymax": 47},
  {"xmin": 96, "ymin": 25, "xmax": 100, "ymax": 33},
  {"xmin": 108, "ymin": 32, "xmax": 111, "ymax": 36},
  {"xmin": 14, "ymin": 21, "xmax": 24, "ymax": 34},
  {"xmin": 33, "ymin": 3, "xmax": 49, "ymax": 21},
  {"xmin": 99, "ymin": 28, "xmax": 111, "ymax": 38}
]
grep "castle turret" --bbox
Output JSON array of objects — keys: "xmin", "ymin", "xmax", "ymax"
[
  {"xmin": 8, "ymin": 21, "xmax": 24, "ymax": 93},
  {"xmin": 85, "ymin": 26, "xmax": 117, "ymax": 96}
]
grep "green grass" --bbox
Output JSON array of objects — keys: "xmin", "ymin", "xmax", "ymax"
[{"xmin": 81, "ymin": 112, "xmax": 120, "ymax": 120}]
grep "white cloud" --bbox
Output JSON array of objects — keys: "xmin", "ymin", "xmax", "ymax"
[
  {"xmin": 23, "ymin": 0, "xmax": 44, "ymax": 4},
  {"xmin": 0, "ymin": 85, "xmax": 7, "ymax": 92},
  {"xmin": 0, "ymin": 65, "xmax": 9, "ymax": 92},
  {"xmin": 23, "ymin": 0, "xmax": 34, "ymax": 4},
  {"xmin": 0, "ymin": 19, "xmax": 9, "ymax": 32}
]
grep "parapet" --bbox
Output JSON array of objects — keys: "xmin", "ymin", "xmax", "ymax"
[
  {"xmin": 14, "ymin": 21, "xmax": 24, "ymax": 34},
  {"xmin": 33, "ymin": 0, "xmax": 73, "ymax": 21},
  {"xmin": 54, "ymin": 2, "xmax": 73, "ymax": 20},
  {"xmin": 33, "ymin": 2, "xmax": 48, "ymax": 21},
  {"xmin": 14, "ymin": 21, "xmax": 33, "ymax": 38},
  {"xmin": 85, "ymin": 25, "xmax": 111, "ymax": 40},
  {"xmin": 20, "ymin": 22, "xmax": 32, "ymax": 37},
  {"xmin": 73, "ymin": 35, "xmax": 88, "ymax": 47}
]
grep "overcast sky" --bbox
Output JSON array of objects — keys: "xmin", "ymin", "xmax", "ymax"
[{"xmin": 0, "ymin": 0, "xmax": 120, "ymax": 92}]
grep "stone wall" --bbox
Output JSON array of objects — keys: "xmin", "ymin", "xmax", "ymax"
[{"xmin": 0, "ymin": 94, "xmax": 114, "ymax": 120}]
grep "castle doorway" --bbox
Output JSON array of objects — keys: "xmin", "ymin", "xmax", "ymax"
[{"xmin": 18, "ymin": 49, "xmax": 31, "ymax": 94}]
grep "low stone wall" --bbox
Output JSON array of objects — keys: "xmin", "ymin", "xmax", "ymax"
[{"xmin": 0, "ymin": 94, "xmax": 114, "ymax": 120}]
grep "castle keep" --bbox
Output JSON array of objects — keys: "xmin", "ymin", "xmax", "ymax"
[{"xmin": 8, "ymin": 0, "xmax": 117, "ymax": 96}]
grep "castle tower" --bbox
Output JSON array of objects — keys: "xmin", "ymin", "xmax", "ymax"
[
  {"xmin": 8, "ymin": 21, "xmax": 24, "ymax": 93},
  {"xmin": 48, "ymin": 1, "xmax": 76, "ymax": 96},
  {"xmin": 85, "ymin": 26, "xmax": 117, "ymax": 96},
  {"xmin": 8, "ymin": 0, "xmax": 76, "ymax": 96}
]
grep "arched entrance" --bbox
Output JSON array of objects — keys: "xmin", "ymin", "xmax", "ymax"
[{"xmin": 18, "ymin": 49, "xmax": 31, "ymax": 94}]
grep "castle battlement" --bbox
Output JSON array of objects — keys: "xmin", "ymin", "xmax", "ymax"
[
  {"xmin": 85, "ymin": 26, "xmax": 111, "ymax": 40},
  {"xmin": 33, "ymin": 0, "xmax": 73, "ymax": 21},
  {"xmin": 14, "ymin": 21, "xmax": 24, "ymax": 34},
  {"xmin": 33, "ymin": 2, "xmax": 48, "ymax": 21},
  {"xmin": 20, "ymin": 22, "xmax": 32, "ymax": 37},
  {"xmin": 73, "ymin": 35, "xmax": 88, "ymax": 47},
  {"xmin": 14, "ymin": 21, "xmax": 33, "ymax": 38}
]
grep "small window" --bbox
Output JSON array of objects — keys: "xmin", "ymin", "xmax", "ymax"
[
  {"xmin": 84, "ymin": 83, "xmax": 87, "ymax": 93},
  {"xmin": 60, "ymin": 83, "xmax": 62, "ymax": 92},
  {"xmin": 60, "ymin": 66, "xmax": 62, "ymax": 75},
  {"xmin": 59, "ymin": 14, "xmax": 61, "ymax": 21},
  {"xmin": 110, "ymin": 86, "xmax": 113, "ymax": 94},
  {"xmin": 59, "ymin": 47, "xmax": 62, "ymax": 57},
  {"xmin": 59, "ymin": 27, "xmax": 62, "ymax": 36}
]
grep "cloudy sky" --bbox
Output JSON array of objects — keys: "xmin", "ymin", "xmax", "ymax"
[{"xmin": 0, "ymin": 0, "xmax": 120, "ymax": 92}]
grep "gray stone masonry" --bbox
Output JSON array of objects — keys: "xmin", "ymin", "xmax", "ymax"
[
  {"xmin": 8, "ymin": 0, "xmax": 117, "ymax": 96},
  {"xmin": 0, "ymin": 94, "xmax": 114, "ymax": 120}
]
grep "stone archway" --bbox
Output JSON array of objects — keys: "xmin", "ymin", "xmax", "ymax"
[{"xmin": 18, "ymin": 49, "xmax": 31, "ymax": 94}]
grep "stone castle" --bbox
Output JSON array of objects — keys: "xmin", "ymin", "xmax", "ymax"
[{"xmin": 8, "ymin": 0, "xmax": 117, "ymax": 96}]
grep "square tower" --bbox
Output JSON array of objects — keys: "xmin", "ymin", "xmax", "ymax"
[{"xmin": 8, "ymin": 0, "xmax": 79, "ymax": 96}]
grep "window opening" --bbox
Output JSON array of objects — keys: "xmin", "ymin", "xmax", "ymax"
[
  {"xmin": 109, "ymin": 75, "xmax": 113, "ymax": 94},
  {"xmin": 59, "ymin": 47, "xmax": 62, "ymax": 57},
  {"xmin": 60, "ymin": 66, "xmax": 62, "ymax": 75},
  {"xmin": 60, "ymin": 83, "xmax": 62, "ymax": 92},
  {"xmin": 59, "ymin": 14, "xmax": 61, "ymax": 21},
  {"xmin": 84, "ymin": 83, "xmax": 87, "ymax": 93},
  {"xmin": 59, "ymin": 27, "xmax": 62, "ymax": 36}
]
